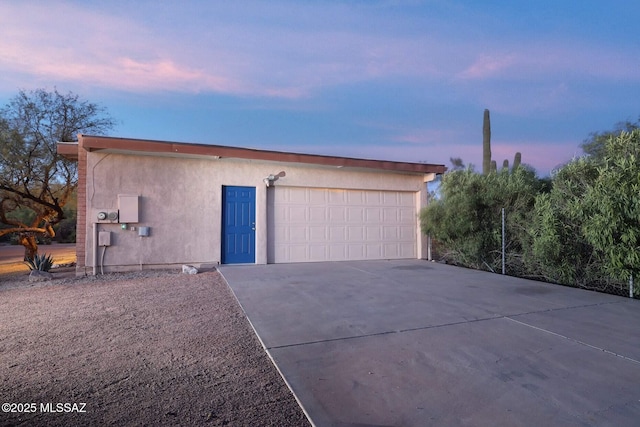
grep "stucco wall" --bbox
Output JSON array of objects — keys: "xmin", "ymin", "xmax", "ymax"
[{"xmin": 82, "ymin": 151, "xmax": 429, "ymax": 273}]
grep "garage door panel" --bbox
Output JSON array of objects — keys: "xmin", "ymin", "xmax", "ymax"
[
  {"xmin": 399, "ymin": 208, "xmax": 415, "ymax": 222},
  {"xmin": 309, "ymin": 226, "xmax": 327, "ymax": 241},
  {"xmin": 289, "ymin": 206, "xmax": 307, "ymax": 221},
  {"xmin": 366, "ymin": 191, "xmax": 382, "ymax": 204},
  {"xmin": 269, "ymin": 187, "xmax": 417, "ymax": 263},
  {"xmin": 288, "ymin": 244, "xmax": 309, "ymax": 262},
  {"xmin": 330, "ymin": 245, "xmax": 347, "ymax": 260},
  {"xmin": 328, "ymin": 191, "xmax": 346, "ymax": 204},
  {"xmin": 348, "ymin": 227, "xmax": 364, "ymax": 241},
  {"xmin": 366, "ymin": 244, "xmax": 383, "ymax": 258},
  {"xmin": 347, "ymin": 207, "xmax": 364, "ymax": 222},
  {"xmin": 366, "ymin": 227, "xmax": 382, "ymax": 241},
  {"xmin": 382, "ymin": 192, "xmax": 398, "ymax": 204},
  {"xmin": 400, "ymin": 226, "xmax": 414, "ymax": 240},
  {"xmin": 383, "ymin": 208, "xmax": 399, "ymax": 222},
  {"xmin": 308, "ymin": 190, "xmax": 327, "ymax": 204},
  {"xmin": 288, "ymin": 189, "xmax": 308, "ymax": 203},
  {"xmin": 309, "ymin": 207, "xmax": 327, "ymax": 223},
  {"xmin": 400, "ymin": 243, "xmax": 415, "ymax": 257},
  {"xmin": 309, "ymin": 245, "xmax": 327, "ymax": 261},
  {"xmin": 366, "ymin": 208, "xmax": 382, "ymax": 222},
  {"xmin": 330, "ymin": 226, "xmax": 347, "ymax": 241},
  {"xmin": 272, "ymin": 224, "xmax": 287, "ymax": 240},
  {"xmin": 272, "ymin": 204, "xmax": 288, "ymax": 220},
  {"xmin": 400, "ymin": 192, "xmax": 414, "ymax": 205},
  {"xmin": 329, "ymin": 207, "xmax": 345, "ymax": 221},
  {"xmin": 384, "ymin": 226, "xmax": 399, "ymax": 239},
  {"xmin": 384, "ymin": 243, "xmax": 399, "ymax": 258},
  {"xmin": 274, "ymin": 188, "xmax": 289, "ymax": 203},
  {"xmin": 287, "ymin": 226, "xmax": 308, "ymax": 242},
  {"xmin": 348, "ymin": 191, "xmax": 365, "ymax": 204}
]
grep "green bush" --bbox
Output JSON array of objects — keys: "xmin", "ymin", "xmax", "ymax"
[
  {"xmin": 421, "ymin": 165, "xmax": 543, "ymax": 275},
  {"xmin": 421, "ymin": 124, "xmax": 640, "ymax": 297},
  {"xmin": 527, "ymin": 158, "xmax": 603, "ymax": 286}
]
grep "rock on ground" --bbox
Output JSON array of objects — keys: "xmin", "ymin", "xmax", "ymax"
[
  {"xmin": 182, "ymin": 264, "xmax": 199, "ymax": 274},
  {"xmin": 28, "ymin": 270, "xmax": 53, "ymax": 282}
]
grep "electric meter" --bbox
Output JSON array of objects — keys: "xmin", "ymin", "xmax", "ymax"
[{"xmin": 97, "ymin": 212, "xmax": 107, "ymax": 221}]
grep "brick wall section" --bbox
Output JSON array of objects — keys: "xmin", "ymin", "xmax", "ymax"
[{"xmin": 75, "ymin": 136, "xmax": 87, "ymax": 275}]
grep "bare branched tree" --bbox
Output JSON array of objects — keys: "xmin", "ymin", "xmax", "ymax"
[{"xmin": 0, "ymin": 88, "xmax": 115, "ymax": 259}]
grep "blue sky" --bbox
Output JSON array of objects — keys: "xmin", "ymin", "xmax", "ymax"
[{"xmin": 1, "ymin": 1, "xmax": 639, "ymax": 175}]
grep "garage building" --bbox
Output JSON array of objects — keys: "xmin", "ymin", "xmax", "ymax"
[{"xmin": 58, "ymin": 135, "xmax": 445, "ymax": 275}]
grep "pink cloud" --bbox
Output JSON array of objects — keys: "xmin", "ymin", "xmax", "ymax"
[
  {"xmin": 1, "ymin": 1, "xmax": 638, "ymax": 102},
  {"xmin": 456, "ymin": 43, "xmax": 640, "ymax": 83},
  {"xmin": 456, "ymin": 54, "xmax": 518, "ymax": 80},
  {"xmin": 0, "ymin": 2, "xmax": 450, "ymax": 97},
  {"xmin": 0, "ymin": 3, "xmax": 258, "ymax": 95}
]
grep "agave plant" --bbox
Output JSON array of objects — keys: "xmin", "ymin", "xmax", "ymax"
[{"xmin": 25, "ymin": 253, "xmax": 55, "ymax": 272}]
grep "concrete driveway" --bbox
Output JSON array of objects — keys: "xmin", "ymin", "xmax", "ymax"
[{"xmin": 220, "ymin": 260, "xmax": 640, "ymax": 427}]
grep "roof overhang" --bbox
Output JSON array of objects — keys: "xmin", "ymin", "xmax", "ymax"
[
  {"xmin": 58, "ymin": 135, "xmax": 447, "ymax": 175},
  {"xmin": 57, "ymin": 142, "xmax": 79, "ymax": 160}
]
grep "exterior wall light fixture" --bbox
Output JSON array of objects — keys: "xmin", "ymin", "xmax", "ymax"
[{"xmin": 263, "ymin": 171, "xmax": 286, "ymax": 187}]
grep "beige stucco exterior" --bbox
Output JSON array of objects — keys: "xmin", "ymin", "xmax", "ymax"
[{"xmin": 62, "ymin": 135, "xmax": 444, "ymax": 275}]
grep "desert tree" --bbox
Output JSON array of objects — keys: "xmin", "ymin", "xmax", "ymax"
[
  {"xmin": 420, "ymin": 165, "xmax": 542, "ymax": 274},
  {"xmin": 0, "ymin": 88, "xmax": 115, "ymax": 259},
  {"xmin": 580, "ymin": 117, "xmax": 640, "ymax": 160},
  {"xmin": 580, "ymin": 130, "xmax": 640, "ymax": 295}
]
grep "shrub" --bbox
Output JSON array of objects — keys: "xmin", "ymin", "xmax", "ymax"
[
  {"xmin": 420, "ymin": 165, "xmax": 543, "ymax": 275},
  {"xmin": 25, "ymin": 253, "xmax": 55, "ymax": 272}
]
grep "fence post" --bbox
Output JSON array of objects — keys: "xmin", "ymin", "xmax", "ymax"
[
  {"xmin": 630, "ymin": 274, "xmax": 634, "ymax": 299},
  {"xmin": 501, "ymin": 208, "xmax": 505, "ymax": 275}
]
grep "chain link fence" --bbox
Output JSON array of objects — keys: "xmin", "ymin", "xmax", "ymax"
[{"xmin": 427, "ymin": 232, "xmax": 636, "ymax": 300}]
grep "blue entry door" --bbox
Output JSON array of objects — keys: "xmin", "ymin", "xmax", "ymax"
[{"xmin": 222, "ymin": 186, "xmax": 256, "ymax": 264}]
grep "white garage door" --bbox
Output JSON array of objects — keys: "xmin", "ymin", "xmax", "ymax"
[{"xmin": 268, "ymin": 187, "xmax": 417, "ymax": 263}]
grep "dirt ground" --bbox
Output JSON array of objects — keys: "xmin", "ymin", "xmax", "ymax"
[
  {"xmin": 0, "ymin": 244, "xmax": 76, "ymax": 276},
  {"xmin": 0, "ymin": 269, "xmax": 311, "ymax": 426}
]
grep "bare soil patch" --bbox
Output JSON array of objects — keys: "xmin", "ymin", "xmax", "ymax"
[
  {"xmin": 0, "ymin": 269, "xmax": 310, "ymax": 426},
  {"xmin": 0, "ymin": 243, "xmax": 76, "ymax": 276}
]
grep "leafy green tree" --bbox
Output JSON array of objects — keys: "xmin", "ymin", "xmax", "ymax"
[
  {"xmin": 0, "ymin": 88, "xmax": 115, "ymax": 259},
  {"xmin": 528, "ymin": 129, "xmax": 640, "ymax": 295},
  {"xmin": 449, "ymin": 157, "xmax": 466, "ymax": 171},
  {"xmin": 421, "ymin": 165, "xmax": 542, "ymax": 274},
  {"xmin": 580, "ymin": 130, "xmax": 640, "ymax": 292},
  {"xmin": 581, "ymin": 118, "xmax": 640, "ymax": 160},
  {"xmin": 424, "ymin": 117, "xmax": 640, "ymax": 297},
  {"xmin": 527, "ymin": 158, "xmax": 604, "ymax": 287}
]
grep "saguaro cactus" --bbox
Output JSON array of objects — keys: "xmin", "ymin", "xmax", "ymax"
[
  {"xmin": 481, "ymin": 109, "xmax": 523, "ymax": 174},
  {"xmin": 513, "ymin": 152, "xmax": 521, "ymax": 171},
  {"xmin": 482, "ymin": 109, "xmax": 492, "ymax": 175}
]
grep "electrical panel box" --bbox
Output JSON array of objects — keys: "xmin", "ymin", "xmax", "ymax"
[
  {"xmin": 98, "ymin": 231, "xmax": 111, "ymax": 246},
  {"xmin": 138, "ymin": 226, "xmax": 150, "ymax": 237},
  {"xmin": 118, "ymin": 195, "xmax": 139, "ymax": 223}
]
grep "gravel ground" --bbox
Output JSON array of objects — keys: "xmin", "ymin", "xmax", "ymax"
[{"xmin": 0, "ymin": 269, "xmax": 311, "ymax": 426}]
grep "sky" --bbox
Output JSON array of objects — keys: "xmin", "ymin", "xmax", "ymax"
[{"xmin": 1, "ymin": 1, "xmax": 639, "ymax": 176}]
